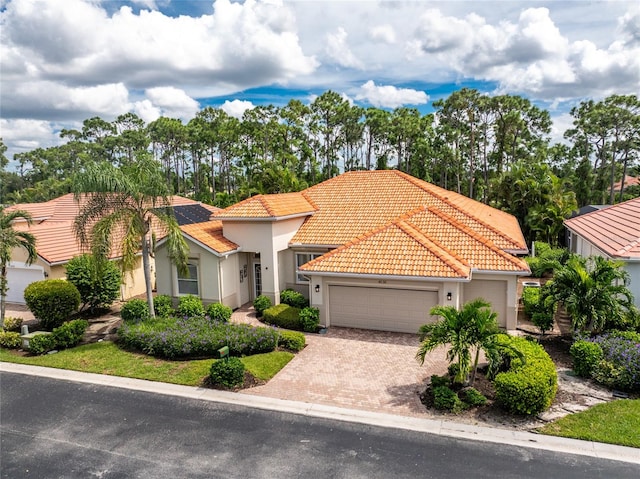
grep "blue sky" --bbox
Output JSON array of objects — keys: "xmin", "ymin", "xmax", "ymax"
[{"xmin": 1, "ymin": 0, "xmax": 638, "ymax": 162}]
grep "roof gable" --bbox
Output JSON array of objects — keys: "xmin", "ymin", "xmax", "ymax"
[
  {"xmin": 565, "ymin": 197, "xmax": 640, "ymax": 259},
  {"xmin": 215, "ymin": 192, "xmax": 316, "ymax": 219},
  {"xmin": 179, "ymin": 220, "xmax": 239, "ymax": 255}
]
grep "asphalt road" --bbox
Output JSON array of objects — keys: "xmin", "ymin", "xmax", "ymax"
[{"xmin": 1, "ymin": 372, "xmax": 637, "ymax": 479}]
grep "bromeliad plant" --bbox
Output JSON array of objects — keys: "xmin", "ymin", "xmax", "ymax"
[{"xmin": 416, "ymin": 298, "xmax": 506, "ymax": 386}]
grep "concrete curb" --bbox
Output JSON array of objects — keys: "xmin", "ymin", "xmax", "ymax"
[{"xmin": 2, "ymin": 362, "xmax": 638, "ymax": 465}]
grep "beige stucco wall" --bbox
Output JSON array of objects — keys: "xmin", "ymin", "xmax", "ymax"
[{"xmin": 464, "ymin": 273, "xmax": 519, "ymax": 330}]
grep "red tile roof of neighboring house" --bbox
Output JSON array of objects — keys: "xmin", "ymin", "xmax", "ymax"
[
  {"xmin": 7, "ymin": 194, "xmax": 210, "ymax": 265},
  {"xmin": 565, "ymin": 197, "xmax": 640, "ymax": 259},
  {"xmin": 180, "ymin": 220, "xmax": 239, "ymax": 255},
  {"xmin": 612, "ymin": 175, "xmax": 640, "ymax": 192}
]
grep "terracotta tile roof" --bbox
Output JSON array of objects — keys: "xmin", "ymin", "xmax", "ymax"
[
  {"xmin": 300, "ymin": 204, "xmax": 529, "ymax": 278},
  {"xmin": 215, "ymin": 192, "xmax": 316, "ymax": 219},
  {"xmin": 291, "ymin": 170, "xmax": 527, "ymax": 252},
  {"xmin": 7, "ymin": 194, "xmax": 208, "ymax": 264},
  {"xmin": 180, "ymin": 221, "xmax": 239, "ymax": 255},
  {"xmin": 612, "ymin": 175, "xmax": 640, "ymax": 191},
  {"xmin": 565, "ymin": 197, "xmax": 640, "ymax": 259}
]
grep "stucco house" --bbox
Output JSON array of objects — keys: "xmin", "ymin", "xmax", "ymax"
[
  {"xmin": 565, "ymin": 196, "xmax": 640, "ymax": 307},
  {"xmin": 5, "ymin": 194, "xmax": 216, "ymax": 304},
  {"xmin": 156, "ymin": 170, "xmax": 530, "ymax": 333}
]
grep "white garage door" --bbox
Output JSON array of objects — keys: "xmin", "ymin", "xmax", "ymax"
[
  {"xmin": 6, "ymin": 264, "xmax": 45, "ymax": 304},
  {"xmin": 463, "ymin": 280, "xmax": 507, "ymax": 327},
  {"xmin": 329, "ymin": 286, "xmax": 438, "ymax": 333}
]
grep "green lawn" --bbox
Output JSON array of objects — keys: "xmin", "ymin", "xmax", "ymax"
[
  {"xmin": 0, "ymin": 342, "xmax": 293, "ymax": 387},
  {"xmin": 538, "ymin": 399, "xmax": 640, "ymax": 448}
]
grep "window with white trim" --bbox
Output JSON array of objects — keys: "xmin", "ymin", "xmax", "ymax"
[
  {"xmin": 178, "ymin": 262, "xmax": 199, "ymax": 295},
  {"xmin": 296, "ymin": 253, "xmax": 322, "ymax": 283}
]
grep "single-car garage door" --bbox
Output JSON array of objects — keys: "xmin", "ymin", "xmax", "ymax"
[
  {"xmin": 6, "ymin": 264, "xmax": 45, "ymax": 304},
  {"xmin": 463, "ymin": 280, "xmax": 507, "ymax": 327},
  {"xmin": 329, "ymin": 286, "xmax": 438, "ymax": 333}
]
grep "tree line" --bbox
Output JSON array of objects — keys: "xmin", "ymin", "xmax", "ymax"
[{"xmin": 1, "ymin": 89, "xmax": 638, "ymax": 245}]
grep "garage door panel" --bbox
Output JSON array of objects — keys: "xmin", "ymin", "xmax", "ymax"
[
  {"xmin": 329, "ymin": 286, "xmax": 438, "ymax": 334},
  {"xmin": 6, "ymin": 266, "xmax": 45, "ymax": 304}
]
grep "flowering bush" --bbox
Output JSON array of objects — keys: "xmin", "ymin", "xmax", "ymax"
[
  {"xmin": 118, "ymin": 315, "xmax": 278, "ymax": 359},
  {"xmin": 586, "ymin": 332, "xmax": 640, "ymax": 392}
]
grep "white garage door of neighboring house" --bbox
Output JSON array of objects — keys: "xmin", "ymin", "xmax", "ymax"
[
  {"xmin": 463, "ymin": 280, "xmax": 507, "ymax": 328},
  {"xmin": 329, "ymin": 286, "xmax": 438, "ymax": 334},
  {"xmin": 5, "ymin": 264, "xmax": 45, "ymax": 304}
]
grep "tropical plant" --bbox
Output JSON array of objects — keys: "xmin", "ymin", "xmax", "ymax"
[
  {"xmin": 416, "ymin": 299, "xmax": 503, "ymax": 386},
  {"xmin": 73, "ymin": 156, "xmax": 189, "ymax": 318},
  {"xmin": 0, "ymin": 207, "xmax": 37, "ymax": 328},
  {"xmin": 549, "ymin": 256, "xmax": 634, "ymax": 332}
]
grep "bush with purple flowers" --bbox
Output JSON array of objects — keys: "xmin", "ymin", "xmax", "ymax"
[
  {"xmin": 118, "ymin": 315, "xmax": 278, "ymax": 359},
  {"xmin": 578, "ymin": 331, "xmax": 640, "ymax": 392}
]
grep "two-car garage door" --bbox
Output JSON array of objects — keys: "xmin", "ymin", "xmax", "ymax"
[
  {"xmin": 329, "ymin": 286, "xmax": 438, "ymax": 334},
  {"xmin": 5, "ymin": 264, "xmax": 45, "ymax": 304}
]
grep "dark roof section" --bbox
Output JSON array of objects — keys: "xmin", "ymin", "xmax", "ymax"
[{"xmin": 172, "ymin": 204, "xmax": 216, "ymax": 226}]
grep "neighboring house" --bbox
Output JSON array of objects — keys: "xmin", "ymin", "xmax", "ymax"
[
  {"xmin": 5, "ymin": 194, "xmax": 216, "ymax": 304},
  {"xmin": 565, "ymin": 196, "xmax": 640, "ymax": 307},
  {"xmin": 156, "ymin": 170, "xmax": 530, "ymax": 333},
  {"xmin": 611, "ymin": 175, "xmax": 640, "ymax": 195}
]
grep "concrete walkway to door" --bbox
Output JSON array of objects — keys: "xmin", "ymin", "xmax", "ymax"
[{"xmin": 233, "ymin": 305, "xmax": 449, "ymax": 417}]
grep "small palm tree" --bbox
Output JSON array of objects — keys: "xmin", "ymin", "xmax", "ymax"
[
  {"xmin": 73, "ymin": 156, "xmax": 189, "ymax": 318},
  {"xmin": 0, "ymin": 207, "xmax": 37, "ymax": 327},
  {"xmin": 551, "ymin": 255, "xmax": 634, "ymax": 332},
  {"xmin": 416, "ymin": 298, "xmax": 501, "ymax": 386}
]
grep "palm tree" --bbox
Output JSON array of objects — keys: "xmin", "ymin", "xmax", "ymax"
[
  {"xmin": 73, "ymin": 155, "xmax": 189, "ymax": 318},
  {"xmin": 416, "ymin": 298, "xmax": 502, "ymax": 386},
  {"xmin": 0, "ymin": 207, "xmax": 37, "ymax": 327},
  {"xmin": 550, "ymin": 255, "xmax": 634, "ymax": 332}
]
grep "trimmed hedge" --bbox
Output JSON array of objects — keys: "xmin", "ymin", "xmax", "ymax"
[
  {"xmin": 0, "ymin": 330, "xmax": 22, "ymax": 349},
  {"xmin": 262, "ymin": 304, "xmax": 302, "ymax": 330},
  {"xmin": 433, "ymin": 385, "xmax": 464, "ymax": 413},
  {"xmin": 210, "ymin": 357, "xmax": 245, "ymax": 388},
  {"xmin": 521, "ymin": 287, "xmax": 540, "ymax": 317},
  {"xmin": 1, "ymin": 316, "xmax": 23, "ymax": 332},
  {"xmin": 253, "ymin": 295, "xmax": 272, "ymax": 317},
  {"xmin": 278, "ymin": 330, "xmax": 306, "ymax": 352},
  {"xmin": 52, "ymin": 319, "xmax": 89, "ymax": 349},
  {"xmin": 121, "ymin": 299, "xmax": 149, "ymax": 322},
  {"xmin": 24, "ymin": 279, "xmax": 81, "ymax": 331},
  {"xmin": 65, "ymin": 254, "xmax": 122, "ymax": 312},
  {"xmin": 570, "ymin": 340, "xmax": 604, "ymax": 378},
  {"xmin": 153, "ymin": 295, "xmax": 174, "ymax": 317},
  {"xmin": 299, "ymin": 306, "xmax": 320, "ymax": 332},
  {"xmin": 280, "ymin": 289, "xmax": 309, "ymax": 309},
  {"xmin": 28, "ymin": 333, "xmax": 57, "ymax": 355},
  {"xmin": 177, "ymin": 295, "xmax": 205, "ymax": 317},
  {"xmin": 118, "ymin": 315, "xmax": 278, "ymax": 359},
  {"xmin": 493, "ymin": 335, "xmax": 558, "ymax": 415},
  {"xmin": 207, "ymin": 302, "xmax": 232, "ymax": 322}
]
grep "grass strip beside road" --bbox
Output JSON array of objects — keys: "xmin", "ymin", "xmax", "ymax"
[
  {"xmin": 538, "ymin": 399, "xmax": 640, "ymax": 448},
  {"xmin": 0, "ymin": 342, "xmax": 293, "ymax": 387}
]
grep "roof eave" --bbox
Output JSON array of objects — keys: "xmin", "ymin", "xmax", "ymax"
[
  {"xmin": 216, "ymin": 211, "xmax": 314, "ymax": 222},
  {"xmin": 299, "ymin": 271, "xmax": 470, "ymax": 282}
]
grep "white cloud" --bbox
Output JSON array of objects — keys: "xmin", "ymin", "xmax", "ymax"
[
  {"xmin": 0, "ymin": 119, "xmax": 65, "ymax": 162},
  {"xmin": 325, "ymin": 27, "xmax": 364, "ymax": 69},
  {"xmin": 356, "ymin": 81, "xmax": 428, "ymax": 109},
  {"xmin": 369, "ymin": 24, "xmax": 396, "ymax": 44},
  {"xmin": 144, "ymin": 87, "xmax": 200, "ymax": 120},
  {"xmin": 220, "ymin": 100, "xmax": 255, "ymax": 119}
]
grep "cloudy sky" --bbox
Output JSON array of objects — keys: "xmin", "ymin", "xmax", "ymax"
[{"xmin": 1, "ymin": 0, "xmax": 639, "ymax": 163}]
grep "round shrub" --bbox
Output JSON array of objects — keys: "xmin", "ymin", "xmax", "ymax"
[
  {"xmin": 120, "ymin": 299, "xmax": 150, "ymax": 322},
  {"xmin": 207, "ymin": 302, "xmax": 232, "ymax": 323},
  {"xmin": 65, "ymin": 254, "xmax": 122, "ymax": 312},
  {"xmin": 178, "ymin": 295, "xmax": 204, "ymax": 318},
  {"xmin": 262, "ymin": 304, "xmax": 302, "ymax": 330},
  {"xmin": 28, "ymin": 333, "xmax": 57, "ymax": 355},
  {"xmin": 299, "ymin": 306, "xmax": 320, "ymax": 333},
  {"xmin": 24, "ymin": 279, "xmax": 81, "ymax": 331},
  {"xmin": 210, "ymin": 357, "xmax": 245, "ymax": 388},
  {"xmin": 432, "ymin": 385, "xmax": 464, "ymax": 413},
  {"xmin": 153, "ymin": 295, "xmax": 174, "ymax": 317},
  {"xmin": 253, "ymin": 295, "xmax": 272, "ymax": 317},
  {"xmin": 493, "ymin": 335, "xmax": 558, "ymax": 416},
  {"xmin": 280, "ymin": 289, "xmax": 309, "ymax": 309},
  {"xmin": 430, "ymin": 374, "xmax": 450, "ymax": 388},
  {"xmin": 52, "ymin": 319, "xmax": 89, "ymax": 349},
  {"xmin": 461, "ymin": 387, "xmax": 487, "ymax": 407},
  {"xmin": 570, "ymin": 340, "xmax": 603, "ymax": 378},
  {"xmin": 521, "ymin": 287, "xmax": 540, "ymax": 317},
  {"xmin": 0, "ymin": 330, "xmax": 22, "ymax": 349},
  {"xmin": 1, "ymin": 316, "xmax": 23, "ymax": 332},
  {"xmin": 278, "ymin": 330, "xmax": 306, "ymax": 352}
]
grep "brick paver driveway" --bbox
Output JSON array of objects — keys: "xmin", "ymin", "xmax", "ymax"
[{"xmin": 235, "ymin": 307, "xmax": 449, "ymax": 417}]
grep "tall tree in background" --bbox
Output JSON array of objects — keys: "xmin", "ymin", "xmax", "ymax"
[
  {"xmin": 73, "ymin": 155, "xmax": 189, "ymax": 318},
  {"xmin": 0, "ymin": 207, "xmax": 37, "ymax": 327}
]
